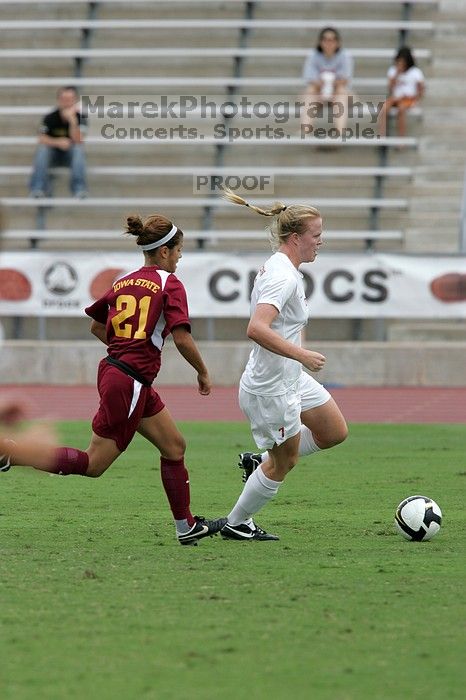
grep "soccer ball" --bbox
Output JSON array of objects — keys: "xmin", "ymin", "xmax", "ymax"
[{"xmin": 395, "ymin": 495, "xmax": 442, "ymax": 541}]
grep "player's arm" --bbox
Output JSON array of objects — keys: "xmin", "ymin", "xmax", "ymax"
[
  {"xmin": 247, "ymin": 303, "xmax": 326, "ymax": 372},
  {"xmin": 85, "ymin": 296, "xmax": 109, "ymax": 344},
  {"xmin": 90, "ymin": 320, "xmax": 108, "ymax": 345},
  {"xmin": 171, "ymin": 325, "xmax": 212, "ymax": 395}
]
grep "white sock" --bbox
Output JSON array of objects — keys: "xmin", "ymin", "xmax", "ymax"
[
  {"xmin": 228, "ymin": 465, "xmax": 282, "ymax": 526},
  {"xmin": 260, "ymin": 425, "xmax": 320, "ymax": 462},
  {"xmin": 298, "ymin": 426, "xmax": 321, "ymax": 456}
]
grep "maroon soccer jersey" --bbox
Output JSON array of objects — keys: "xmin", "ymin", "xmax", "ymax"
[{"xmin": 85, "ymin": 265, "xmax": 190, "ymax": 384}]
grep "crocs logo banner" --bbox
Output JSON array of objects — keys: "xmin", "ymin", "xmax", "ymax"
[{"xmin": 0, "ymin": 253, "xmax": 465, "ymax": 318}]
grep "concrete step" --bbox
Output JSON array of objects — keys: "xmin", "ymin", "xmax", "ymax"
[
  {"xmin": 404, "ymin": 228, "xmax": 460, "ymax": 253},
  {"xmin": 388, "ymin": 322, "xmax": 466, "ymax": 341}
]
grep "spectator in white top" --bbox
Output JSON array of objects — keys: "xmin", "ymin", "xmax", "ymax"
[
  {"xmin": 378, "ymin": 47, "xmax": 425, "ymax": 137},
  {"xmin": 302, "ymin": 27, "xmax": 353, "ymax": 137}
]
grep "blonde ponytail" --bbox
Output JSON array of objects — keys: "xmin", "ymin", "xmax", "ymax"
[
  {"xmin": 223, "ymin": 187, "xmax": 287, "ymax": 218},
  {"xmin": 222, "ymin": 187, "xmax": 321, "ymax": 249}
]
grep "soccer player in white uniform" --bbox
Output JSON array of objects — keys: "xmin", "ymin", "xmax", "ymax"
[{"xmin": 221, "ymin": 191, "xmax": 348, "ymax": 541}]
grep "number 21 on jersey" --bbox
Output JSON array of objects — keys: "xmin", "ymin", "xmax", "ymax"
[{"xmin": 111, "ymin": 294, "xmax": 151, "ymax": 339}]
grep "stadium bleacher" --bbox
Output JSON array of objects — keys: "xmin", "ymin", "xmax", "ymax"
[
  {"xmin": 5, "ymin": 0, "xmax": 465, "ymax": 348},
  {"xmin": 0, "ymin": 0, "xmax": 436, "ymax": 253}
]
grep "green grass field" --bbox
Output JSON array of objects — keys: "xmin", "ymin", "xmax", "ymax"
[{"xmin": 1, "ymin": 421, "xmax": 465, "ymax": 700}]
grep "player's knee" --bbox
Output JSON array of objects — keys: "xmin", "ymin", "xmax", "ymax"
[
  {"xmin": 176, "ymin": 434, "xmax": 186, "ymax": 456},
  {"xmin": 329, "ymin": 423, "xmax": 349, "ymax": 447},
  {"xmin": 165, "ymin": 434, "xmax": 186, "ymax": 461},
  {"xmin": 318, "ymin": 423, "xmax": 348, "ymax": 449},
  {"xmin": 340, "ymin": 421, "xmax": 349, "ymax": 442}
]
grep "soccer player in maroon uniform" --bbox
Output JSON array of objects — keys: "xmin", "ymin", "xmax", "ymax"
[{"xmin": 1, "ymin": 214, "xmax": 226, "ymax": 545}]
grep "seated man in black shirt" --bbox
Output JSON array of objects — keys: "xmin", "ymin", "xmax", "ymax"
[{"xmin": 29, "ymin": 85, "xmax": 88, "ymax": 198}]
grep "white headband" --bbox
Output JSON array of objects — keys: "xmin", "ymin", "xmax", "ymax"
[{"xmin": 139, "ymin": 224, "xmax": 177, "ymax": 251}]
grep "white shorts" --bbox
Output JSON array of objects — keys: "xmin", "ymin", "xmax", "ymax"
[{"xmin": 239, "ymin": 372, "xmax": 331, "ymax": 450}]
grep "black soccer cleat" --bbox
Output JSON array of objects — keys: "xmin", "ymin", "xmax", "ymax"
[
  {"xmin": 178, "ymin": 515, "xmax": 228, "ymax": 546},
  {"xmin": 221, "ymin": 521, "xmax": 279, "ymax": 541},
  {"xmin": 238, "ymin": 452, "xmax": 261, "ymax": 483},
  {"xmin": 0, "ymin": 454, "xmax": 11, "ymax": 472}
]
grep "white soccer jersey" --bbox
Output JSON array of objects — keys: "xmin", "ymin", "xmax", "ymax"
[{"xmin": 240, "ymin": 252, "xmax": 308, "ymax": 396}]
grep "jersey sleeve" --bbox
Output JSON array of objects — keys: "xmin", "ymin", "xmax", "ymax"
[
  {"xmin": 85, "ymin": 295, "xmax": 110, "ymax": 324},
  {"xmin": 387, "ymin": 65, "xmax": 397, "ymax": 80},
  {"xmin": 256, "ymin": 274, "xmax": 296, "ymax": 313},
  {"xmin": 163, "ymin": 275, "xmax": 191, "ymax": 333}
]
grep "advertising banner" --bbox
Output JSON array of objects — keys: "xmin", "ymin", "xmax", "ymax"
[{"xmin": 0, "ymin": 251, "xmax": 465, "ymax": 318}]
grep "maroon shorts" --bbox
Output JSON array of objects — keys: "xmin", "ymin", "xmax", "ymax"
[{"xmin": 92, "ymin": 359, "xmax": 164, "ymax": 452}]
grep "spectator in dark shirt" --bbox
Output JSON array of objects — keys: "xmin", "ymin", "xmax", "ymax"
[{"xmin": 29, "ymin": 86, "xmax": 88, "ymax": 198}]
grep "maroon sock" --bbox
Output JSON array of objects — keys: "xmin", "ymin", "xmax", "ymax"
[
  {"xmin": 51, "ymin": 447, "xmax": 89, "ymax": 476},
  {"xmin": 160, "ymin": 457, "xmax": 195, "ymax": 525}
]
